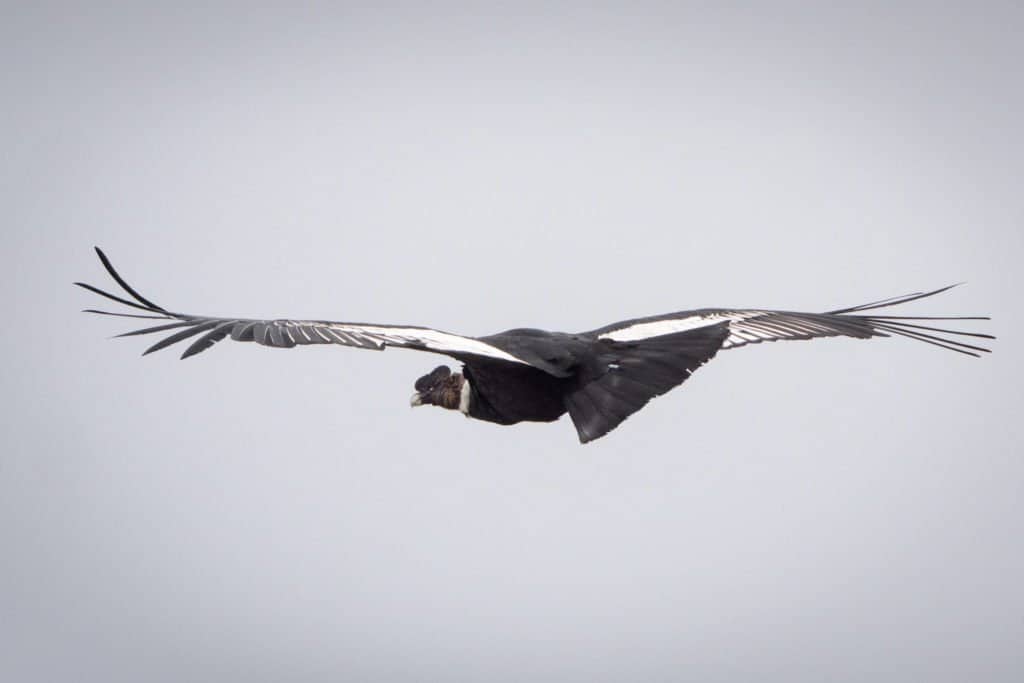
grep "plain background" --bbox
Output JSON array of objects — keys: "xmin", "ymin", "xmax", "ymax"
[{"xmin": 3, "ymin": 3, "xmax": 1022, "ymax": 681}]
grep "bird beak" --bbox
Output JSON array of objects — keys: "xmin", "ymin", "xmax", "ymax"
[{"xmin": 410, "ymin": 392, "xmax": 424, "ymax": 407}]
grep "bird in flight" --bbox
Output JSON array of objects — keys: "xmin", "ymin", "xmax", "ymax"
[{"xmin": 77, "ymin": 248, "xmax": 993, "ymax": 443}]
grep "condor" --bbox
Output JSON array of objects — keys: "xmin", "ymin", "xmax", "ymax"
[{"xmin": 77, "ymin": 248, "xmax": 993, "ymax": 443}]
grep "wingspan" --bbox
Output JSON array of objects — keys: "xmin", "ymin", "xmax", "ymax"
[
  {"xmin": 76, "ymin": 248, "xmax": 534, "ymax": 365},
  {"xmin": 593, "ymin": 285, "xmax": 993, "ymax": 357}
]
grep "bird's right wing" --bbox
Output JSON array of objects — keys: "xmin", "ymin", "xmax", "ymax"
[
  {"xmin": 591, "ymin": 286, "xmax": 993, "ymax": 357},
  {"xmin": 76, "ymin": 248, "xmax": 535, "ymax": 366}
]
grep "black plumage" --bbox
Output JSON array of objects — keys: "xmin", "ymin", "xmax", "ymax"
[{"xmin": 77, "ymin": 248, "xmax": 994, "ymax": 443}]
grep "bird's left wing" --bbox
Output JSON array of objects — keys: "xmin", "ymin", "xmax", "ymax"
[{"xmin": 76, "ymin": 248, "xmax": 534, "ymax": 365}]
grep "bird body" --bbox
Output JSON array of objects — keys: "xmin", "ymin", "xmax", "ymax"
[{"xmin": 78, "ymin": 248, "xmax": 993, "ymax": 443}]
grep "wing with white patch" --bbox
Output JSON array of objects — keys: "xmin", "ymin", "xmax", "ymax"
[
  {"xmin": 594, "ymin": 308, "xmax": 879, "ymax": 347},
  {"xmin": 593, "ymin": 286, "xmax": 993, "ymax": 357},
  {"xmin": 76, "ymin": 248, "xmax": 534, "ymax": 366}
]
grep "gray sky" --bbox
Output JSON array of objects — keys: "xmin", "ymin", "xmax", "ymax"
[{"xmin": 3, "ymin": 3, "xmax": 1022, "ymax": 681}]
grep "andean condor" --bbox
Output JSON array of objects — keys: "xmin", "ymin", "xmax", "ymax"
[{"xmin": 77, "ymin": 248, "xmax": 993, "ymax": 443}]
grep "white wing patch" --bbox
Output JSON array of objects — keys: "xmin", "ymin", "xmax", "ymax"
[
  {"xmin": 299, "ymin": 322, "xmax": 530, "ymax": 364},
  {"xmin": 599, "ymin": 310, "xmax": 859, "ymax": 349},
  {"xmin": 598, "ymin": 311, "xmax": 762, "ymax": 342}
]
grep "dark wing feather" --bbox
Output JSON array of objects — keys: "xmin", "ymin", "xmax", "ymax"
[
  {"xmin": 566, "ymin": 323, "xmax": 730, "ymax": 443},
  {"xmin": 76, "ymin": 248, "xmax": 537, "ymax": 367}
]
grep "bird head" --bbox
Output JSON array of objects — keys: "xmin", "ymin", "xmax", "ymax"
[{"xmin": 410, "ymin": 365, "xmax": 465, "ymax": 410}]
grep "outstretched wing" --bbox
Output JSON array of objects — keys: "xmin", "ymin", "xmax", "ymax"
[
  {"xmin": 76, "ymin": 247, "xmax": 534, "ymax": 366},
  {"xmin": 591, "ymin": 285, "xmax": 993, "ymax": 357}
]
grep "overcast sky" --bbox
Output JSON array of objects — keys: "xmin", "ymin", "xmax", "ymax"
[{"xmin": 3, "ymin": 3, "xmax": 1022, "ymax": 682}]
